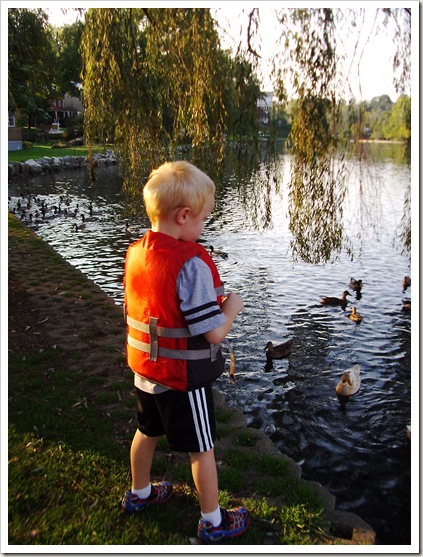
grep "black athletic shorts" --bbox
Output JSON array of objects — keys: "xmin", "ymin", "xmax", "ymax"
[{"xmin": 135, "ymin": 384, "xmax": 216, "ymax": 453}]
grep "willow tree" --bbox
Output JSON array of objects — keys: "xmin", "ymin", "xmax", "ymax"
[
  {"xmin": 271, "ymin": 9, "xmax": 347, "ymax": 264},
  {"xmin": 81, "ymin": 8, "xmax": 229, "ymax": 191}
]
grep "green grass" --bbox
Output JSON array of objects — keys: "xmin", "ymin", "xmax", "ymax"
[{"xmin": 8, "ymin": 143, "xmax": 108, "ymax": 162}]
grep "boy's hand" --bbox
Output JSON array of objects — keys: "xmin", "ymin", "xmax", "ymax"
[{"xmin": 204, "ymin": 292, "xmax": 244, "ymax": 345}]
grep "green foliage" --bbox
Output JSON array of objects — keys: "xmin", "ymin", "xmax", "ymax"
[
  {"xmin": 52, "ymin": 21, "xmax": 85, "ymax": 96},
  {"xmin": 280, "ymin": 504, "xmax": 328, "ymax": 544},
  {"xmin": 8, "ymin": 8, "xmax": 56, "ymax": 125},
  {"xmin": 80, "ymin": 8, "xmax": 262, "ymax": 192},
  {"xmin": 234, "ymin": 431, "xmax": 259, "ymax": 447},
  {"xmin": 384, "ymin": 95, "xmax": 411, "ymax": 141},
  {"xmin": 81, "ymin": 8, "xmax": 224, "ymax": 189},
  {"xmin": 258, "ymin": 454, "xmax": 291, "ymax": 476}
]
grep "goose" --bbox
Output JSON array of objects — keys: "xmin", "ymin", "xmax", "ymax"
[
  {"xmin": 207, "ymin": 245, "xmax": 228, "ymax": 259},
  {"xmin": 265, "ymin": 339, "xmax": 293, "ymax": 360},
  {"xmin": 335, "ymin": 364, "xmax": 361, "ymax": 396},
  {"xmin": 349, "ymin": 306, "xmax": 362, "ymax": 323},
  {"xmin": 349, "ymin": 278, "xmax": 363, "ymax": 292},
  {"xmin": 321, "ymin": 290, "xmax": 351, "ymax": 307}
]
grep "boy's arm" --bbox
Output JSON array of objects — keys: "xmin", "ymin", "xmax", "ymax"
[
  {"xmin": 203, "ymin": 292, "xmax": 244, "ymax": 345},
  {"xmin": 178, "ymin": 257, "xmax": 243, "ymax": 344}
]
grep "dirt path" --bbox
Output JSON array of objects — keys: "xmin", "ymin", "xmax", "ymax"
[{"xmin": 8, "ymin": 213, "xmax": 134, "ymax": 443}]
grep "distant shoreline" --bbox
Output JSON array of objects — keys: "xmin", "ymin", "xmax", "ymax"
[{"xmin": 356, "ymin": 139, "xmax": 407, "ymax": 144}]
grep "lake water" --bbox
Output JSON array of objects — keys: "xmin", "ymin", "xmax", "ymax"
[{"xmin": 8, "ymin": 144, "xmax": 414, "ymax": 545}]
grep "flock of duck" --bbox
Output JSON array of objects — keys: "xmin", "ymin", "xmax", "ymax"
[
  {"xmin": 263, "ymin": 275, "xmax": 411, "ymax": 404},
  {"xmin": 8, "ymin": 191, "xmax": 97, "ymax": 233}
]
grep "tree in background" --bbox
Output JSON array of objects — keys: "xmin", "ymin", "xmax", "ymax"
[
  {"xmin": 53, "ymin": 20, "xmax": 85, "ymax": 97},
  {"xmin": 384, "ymin": 95, "xmax": 411, "ymax": 141},
  {"xmin": 8, "ymin": 8, "xmax": 56, "ymax": 127}
]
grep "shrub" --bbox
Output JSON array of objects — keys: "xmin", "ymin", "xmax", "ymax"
[
  {"xmin": 22, "ymin": 141, "xmax": 33, "ymax": 150},
  {"xmin": 22, "ymin": 128, "xmax": 49, "ymax": 142}
]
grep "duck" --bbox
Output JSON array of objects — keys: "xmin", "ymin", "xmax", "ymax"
[
  {"xmin": 125, "ymin": 221, "xmax": 139, "ymax": 233},
  {"xmin": 321, "ymin": 290, "xmax": 351, "ymax": 307},
  {"xmin": 265, "ymin": 339, "xmax": 293, "ymax": 360},
  {"xmin": 207, "ymin": 245, "xmax": 228, "ymax": 259},
  {"xmin": 335, "ymin": 364, "xmax": 361, "ymax": 396},
  {"xmin": 72, "ymin": 220, "xmax": 86, "ymax": 232},
  {"xmin": 349, "ymin": 306, "xmax": 362, "ymax": 323},
  {"xmin": 402, "ymin": 276, "xmax": 411, "ymax": 291},
  {"xmin": 349, "ymin": 278, "xmax": 363, "ymax": 292},
  {"xmin": 402, "ymin": 298, "xmax": 411, "ymax": 312},
  {"xmin": 406, "ymin": 425, "xmax": 411, "ymax": 440}
]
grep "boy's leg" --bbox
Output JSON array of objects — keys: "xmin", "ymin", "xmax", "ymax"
[
  {"xmin": 121, "ymin": 428, "xmax": 172, "ymax": 513},
  {"xmin": 190, "ymin": 448, "xmax": 219, "ymax": 513},
  {"xmin": 130, "ymin": 429, "xmax": 159, "ymax": 490},
  {"xmin": 193, "ymin": 448, "xmax": 251, "ymax": 543}
]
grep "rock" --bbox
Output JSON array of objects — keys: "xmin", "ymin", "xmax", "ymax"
[{"xmin": 25, "ymin": 159, "xmax": 43, "ymax": 175}]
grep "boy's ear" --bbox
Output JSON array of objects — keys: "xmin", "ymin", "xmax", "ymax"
[{"xmin": 175, "ymin": 207, "xmax": 190, "ymax": 224}]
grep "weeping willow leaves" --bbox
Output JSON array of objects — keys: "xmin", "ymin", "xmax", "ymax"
[
  {"xmin": 273, "ymin": 9, "xmax": 347, "ymax": 264},
  {"xmin": 382, "ymin": 8, "xmax": 411, "ymax": 97},
  {"xmin": 81, "ymin": 8, "xmax": 228, "ymax": 192}
]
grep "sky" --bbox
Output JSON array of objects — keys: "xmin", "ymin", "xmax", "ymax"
[{"xmin": 27, "ymin": 2, "xmax": 416, "ymax": 103}]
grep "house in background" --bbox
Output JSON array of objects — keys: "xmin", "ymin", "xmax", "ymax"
[
  {"xmin": 49, "ymin": 92, "xmax": 83, "ymax": 130},
  {"xmin": 8, "ymin": 114, "xmax": 22, "ymax": 151},
  {"xmin": 257, "ymin": 92, "xmax": 273, "ymax": 125}
]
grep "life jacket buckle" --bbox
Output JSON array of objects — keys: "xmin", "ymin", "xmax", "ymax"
[{"xmin": 149, "ymin": 317, "xmax": 159, "ymax": 361}]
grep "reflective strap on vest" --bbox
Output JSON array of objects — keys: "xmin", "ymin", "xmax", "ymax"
[
  {"xmin": 215, "ymin": 285, "xmax": 225, "ymax": 296},
  {"xmin": 126, "ymin": 315, "xmax": 190, "ymax": 338},
  {"xmin": 127, "ymin": 334, "xmax": 221, "ymax": 361}
]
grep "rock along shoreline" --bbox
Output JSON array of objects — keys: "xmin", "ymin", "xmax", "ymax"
[{"xmin": 8, "ymin": 152, "xmax": 117, "ymax": 179}]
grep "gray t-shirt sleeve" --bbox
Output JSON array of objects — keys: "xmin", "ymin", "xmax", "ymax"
[{"xmin": 177, "ymin": 256, "xmax": 225, "ymax": 336}]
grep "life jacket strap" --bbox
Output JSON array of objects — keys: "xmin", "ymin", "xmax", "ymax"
[
  {"xmin": 126, "ymin": 315, "xmax": 191, "ymax": 338},
  {"xmin": 127, "ymin": 334, "xmax": 221, "ymax": 361},
  {"xmin": 215, "ymin": 285, "xmax": 225, "ymax": 296}
]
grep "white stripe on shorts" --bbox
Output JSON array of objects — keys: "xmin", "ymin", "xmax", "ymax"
[{"xmin": 188, "ymin": 388, "xmax": 213, "ymax": 452}]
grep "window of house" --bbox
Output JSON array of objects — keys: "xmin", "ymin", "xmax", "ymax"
[{"xmin": 8, "ymin": 115, "xmax": 15, "ymax": 127}]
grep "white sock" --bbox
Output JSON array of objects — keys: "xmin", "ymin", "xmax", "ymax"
[
  {"xmin": 131, "ymin": 484, "xmax": 151, "ymax": 500},
  {"xmin": 201, "ymin": 505, "xmax": 221, "ymax": 527}
]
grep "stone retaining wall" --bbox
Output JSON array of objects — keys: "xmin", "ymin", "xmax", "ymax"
[{"xmin": 8, "ymin": 152, "xmax": 117, "ymax": 179}]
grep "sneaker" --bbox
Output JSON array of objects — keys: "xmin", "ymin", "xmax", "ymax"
[
  {"xmin": 121, "ymin": 481, "xmax": 173, "ymax": 513},
  {"xmin": 197, "ymin": 506, "xmax": 250, "ymax": 544}
]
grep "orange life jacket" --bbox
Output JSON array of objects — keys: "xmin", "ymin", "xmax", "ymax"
[{"xmin": 124, "ymin": 230, "xmax": 225, "ymax": 391}]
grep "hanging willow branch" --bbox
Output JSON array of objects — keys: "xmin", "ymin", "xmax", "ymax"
[
  {"xmin": 274, "ymin": 8, "xmax": 347, "ymax": 263},
  {"xmin": 81, "ymin": 8, "xmax": 227, "ymax": 192}
]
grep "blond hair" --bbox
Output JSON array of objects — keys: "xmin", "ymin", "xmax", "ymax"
[{"xmin": 143, "ymin": 161, "xmax": 215, "ymax": 224}]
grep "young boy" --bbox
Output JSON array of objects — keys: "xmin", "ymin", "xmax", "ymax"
[{"xmin": 121, "ymin": 161, "xmax": 250, "ymax": 544}]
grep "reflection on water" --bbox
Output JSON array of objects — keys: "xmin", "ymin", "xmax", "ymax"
[{"xmin": 8, "ymin": 146, "xmax": 412, "ymax": 545}]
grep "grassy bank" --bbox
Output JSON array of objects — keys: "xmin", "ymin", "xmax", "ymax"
[
  {"xmin": 8, "ymin": 213, "xmax": 359, "ymax": 546},
  {"xmin": 8, "ymin": 143, "xmax": 108, "ymax": 163}
]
